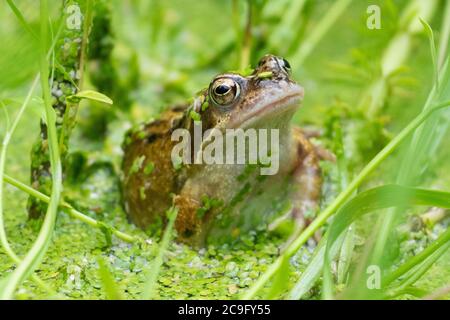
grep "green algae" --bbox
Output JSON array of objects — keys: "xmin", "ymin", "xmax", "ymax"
[{"xmin": 0, "ymin": 183, "xmax": 300, "ymax": 299}]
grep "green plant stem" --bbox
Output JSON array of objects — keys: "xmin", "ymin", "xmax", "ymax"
[
  {"xmin": 97, "ymin": 256, "xmax": 123, "ymax": 299},
  {"xmin": 438, "ymin": 0, "xmax": 450, "ymax": 69},
  {"xmin": 420, "ymin": 18, "xmax": 439, "ymax": 91},
  {"xmin": 267, "ymin": 0, "xmax": 306, "ymax": 51},
  {"xmin": 423, "ymin": 284, "xmax": 450, "ymax": 300},
  {"xmin": 290, "ymin": 0, "xmax": 352, "ymax": 67},
  {"xmin": 383, "ymin": 226, "xmax": 450, "ymax": 287},
  {"xmin": 333, "ymin": 116, "xmax": 353, "ymax": 287},
  {"xmin": 242, "ymin": 100, "xmax": 450, "ymax": 299},
  {"xmin": 0, "ymin": 75, "xmax": 37, "ymax": 264},
  {"xmin": 79, "ymin": 0, "xmax": 92, "ymax": 87},
  {"xmin": 232, "ymin": 0, "xmax": 242, "ymax": 69},
  {"xmin": 386, "ymin": 287, "xmax": 428, "ymax": 299},
  {"xmin": 396, "ymin": 243, "xmax": 450, "ymax": 291},
  {"xmin": 3, "ymin": 174, "xmax": 136, "ymax": 243},
  {"xmin": 0, "ymin": 76, "xmax": 56, "ymax": 295},
  {"xmin": 240, "ymin": 0, "xmax": 252, "ymax": 70},
  {"xmin": 362, "ymin": 0, "xmax": 437, "ymax": 118},
  {"xmin": 372, "ymin": 56, "xmax": 449, "ymax": 264},
  {"xmin": 340, "ymin": 2, "xmax": 438, "ymax": 275},
  {"xmin": 285, "ymin": 102, "xmax": 450, "ymax": 259},
  {"xmin": 0, "ymin": 0, "xmax": 63, "ymax": 299},
  {"xmin": 142, "ymin": 207, "xmax": 178, "ymax": 299},
  {"xmin": 289, "ymin": 231, "xmax": 346, "ymax": 299},
  {"xmin": 0, "ymin": 16, "xmax": 64, "ymax": 298},
  {"xmin": 0, "ymin": 75, "xmax": 54, "ymax": 294},
  {"xmin": 6, "ymin": 0, "xmax": 38, "ymax": 40},
  {"xmin": 28, "ymin": 0, "xmax": 92, "ymax": 219}
]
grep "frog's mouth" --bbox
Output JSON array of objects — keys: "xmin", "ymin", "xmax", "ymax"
[{"xmin": 228, "ymin": 86, "xmax": 304, "ymax": 129}]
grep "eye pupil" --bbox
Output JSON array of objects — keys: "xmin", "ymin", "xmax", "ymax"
[
  {"xmin": 210, "ymin": 77, "xmax": 240, "ymax": 106},
  {"xmin": 282, "ymin": 58, "xmax": 291, "ymax": 70},
  {"xmin": 215, "ymin": 84, "xmax": 230, "ymax": 95}
]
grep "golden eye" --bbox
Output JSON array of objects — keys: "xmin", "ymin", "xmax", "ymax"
[{"xmin": 210, "ymin": 78, "xmax": 240, "ymax": 106}]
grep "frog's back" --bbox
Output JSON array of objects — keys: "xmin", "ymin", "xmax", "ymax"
[{"xmin": 121, "ymin": 105, "xmax": 187, "ymax": 228}]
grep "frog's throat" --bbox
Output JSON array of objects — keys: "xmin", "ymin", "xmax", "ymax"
[{"xmin": 229, "ymin": 91, "xmax": 303, "ymax": 129}]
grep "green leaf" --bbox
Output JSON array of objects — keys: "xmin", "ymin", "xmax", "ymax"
[
  {"xmin": 289, "ymin": 232, "xmax": 345, "ymax": 299},
  {"xmin": 29, "ymin": 96, "xmax": 45, "ymax": 120},
  {"xmin": 420, "ymin": 18, "xmax": 439, "ymax": 88},
  {"xmin": 323, "ymin": 184, "xmax": 450, "ymax": 298},
  {"xmin": 97, "ymin": 257, "xmax": 123, "ymax": 300},
  {"xmin": 383, "ymin": 226, "xmax": 450, "ymax": 289},
  {"xmin": 6, "ymin": 0, "xmax": 38, "ymax": 40},
  {"xmin": 265, "ymin": 255, "xmax": 290, "ymax": 299},
  {"xmin": 141, "ymin": 206, "xmax": 178, "ymax": 299},
  {"xmin": 391, "ymin": 242, "xmax": 450, "ymax": 292},
  {"xmin": 68, "ymin": 90, "xmax": 113, "ymax": 105},
  {"xmin": 0, "ymin": 100, "xmax": 11, "ymax": 131},
  {"xmin": 0, "ymin": 0, "xmax": 63, "ymax": 299},
  {"xmin": 337, "ymin": 225, "xmax": 355, "ymax": 285},
  {"xmin": 0, "ymin": 274, "xmax": 10, "ymax": 295},
  {"xmin": 98, "ymin": 222, "xmax": 113, "ymax": 247}
]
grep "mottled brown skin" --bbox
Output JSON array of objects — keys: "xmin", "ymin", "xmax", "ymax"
[{"xmin": 122, "ymin": 55, "xmax": 324, "ymax": 246}]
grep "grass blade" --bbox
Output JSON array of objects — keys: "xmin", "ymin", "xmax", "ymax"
[
  {"xmin": 420, "ymin": 18, "xmax": 439, "ymax": 88},
  {"xmin": 371, "ymin": 57, "xmax": 450, "ymax": 265},
  {"xmin": 289, "ymin": 232, "xmax": 345, "ymax": 300},
  {"xmin": 383, "ymin": 226, "xmax": 450, "ymax": 287},
  {"xmin": 290, "ymin": 0, "xmax": 352, "ymax": 66},
  {"xmin": 0, "ymin": 0, "xmax": 62, "ymax": 299},
  {"xmin": 97, "ymin": 257, "xmax": 123, "ymax": 300},
  {"xmin": 6, "ymin": 0, "xmax": 38, "ymax": 40},
  {"xmin": 392, "ymin": 242, "xmax": 450, "ymax": 293},
  {"xmin": 265, "ymin": 255, "xmax": 290, "ymax": 299},
  {"xmin": 437, "ymin": 0, "xmax": 450, "ymax": 69},
  {"xmin": 323, "ymin": 185, "xmax": 450, "ymax": 298},
  {"xmin": 243, "ymin": 98, "xmax": 450, "ymax": 299},
  {"xmin": 3, "ymin": 174, "xmax": 136, "ymax": 243},
  {"xmin": 141, "ymin": 206, "xmax": 178, "ymax": 300}
]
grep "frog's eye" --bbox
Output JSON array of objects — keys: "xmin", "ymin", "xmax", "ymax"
[
  {"xmin": 210, "ymin": 78, "xmax": 240, "ymax": 106},
  {"xmin": 279, "ymin": 57, "xmax": 291, "ymax": 74}
]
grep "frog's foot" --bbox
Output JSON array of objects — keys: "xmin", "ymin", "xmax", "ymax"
[
  {"xmin": 301, "ymin": 127, "xmax": 322, "ymax": 139},
  {"xmin": 173, "ymin": 195, "xmax": 208, "ymax": 247},
  {"xmin": 269, "ymin": 203, "xmax": 322, "ymax": 252},
  {"xmin": 315, "ymin": 145, "xmax": 336, "ymax": 162},
  {"xmin": 268, "ymin": 202, "xmax": 315, "ymax": 234},
  {"xmin": 300, "ymin": 128, "xmax": 336, "ymax": 162},
  {"xmin": 290, "ymin": 147, "xmax": 322, "ymax": 224}
]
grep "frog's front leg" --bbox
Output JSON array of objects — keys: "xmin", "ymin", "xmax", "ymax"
[
  {"xmin": 172, "ymin": 165, "xmax": 236, "ymax": 246},
  {"xmin": 173, "ymin": 190, "xmax": 219, "ymax": 248},
  {"xmin": 173, "ymin": 194, "xmax": 204, "ymax": 246},
  {"xmin": 291, "ymin": 128, "xmax": 325, "ymax": 228},
  {"xmin": 270, "ymin": 128, "xmax": 323, "ymax": 234},
  {"xmin": 290, "ymin": 145, "xmax": 322, "ymax": 230}
]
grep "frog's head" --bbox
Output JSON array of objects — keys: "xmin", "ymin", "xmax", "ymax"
[{"xmin": 198, "ymin": 54, "xmax": 304, "ymax": 130}]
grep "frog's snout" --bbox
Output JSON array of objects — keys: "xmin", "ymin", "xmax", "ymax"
[{"xmin": 256, "ymin": 54, "xmax": 292, "ymax": 79}]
